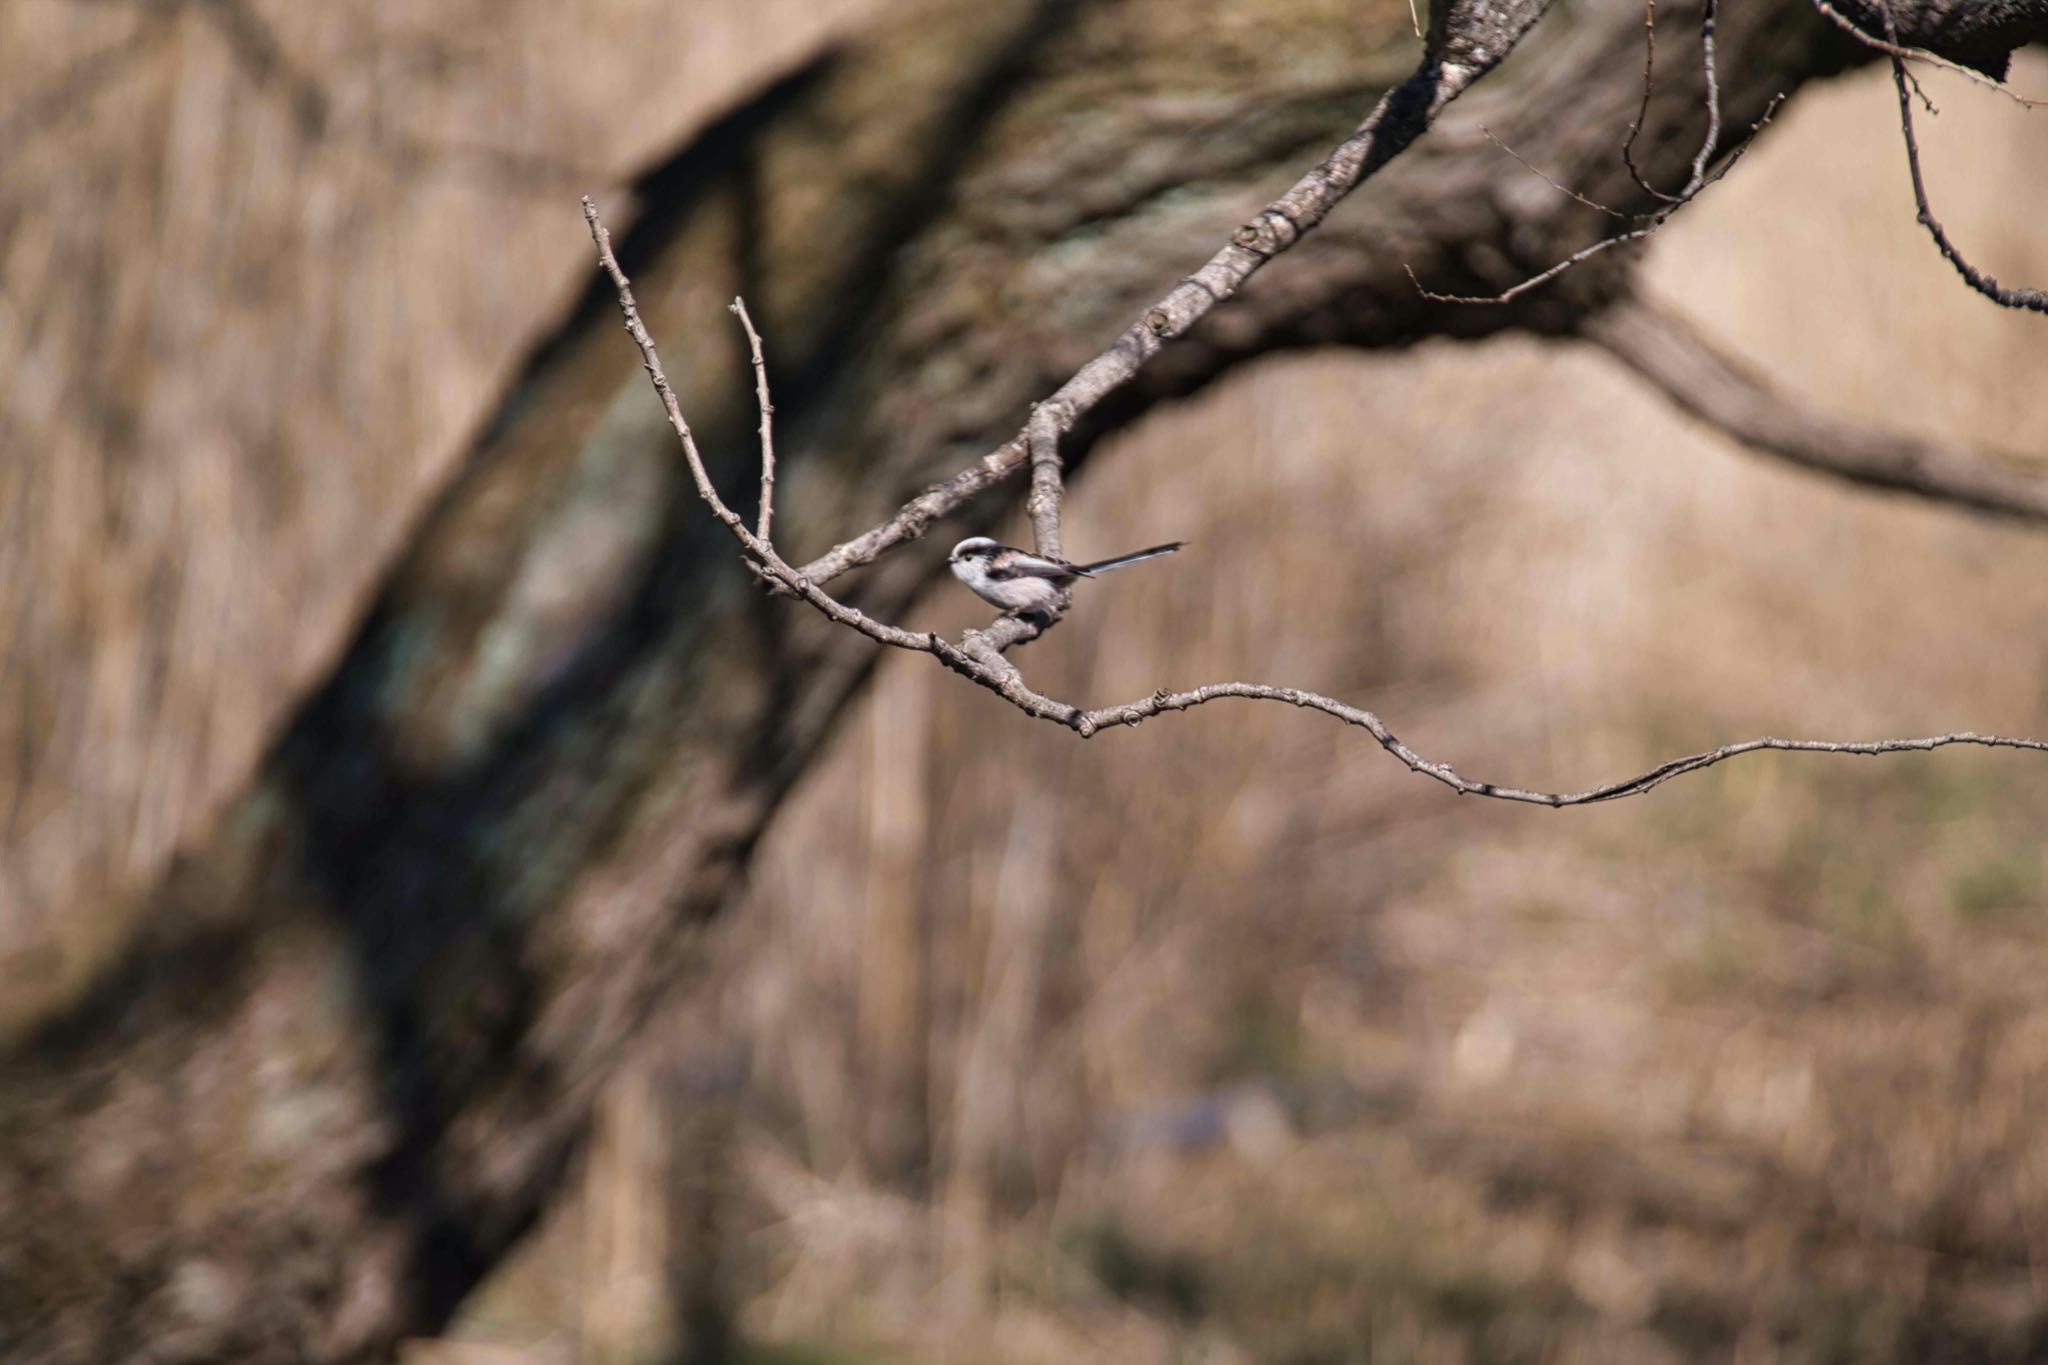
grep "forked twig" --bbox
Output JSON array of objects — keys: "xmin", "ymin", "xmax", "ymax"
[
  {"xmin": 1413, "ymin": 0, "xmax": 1785, "ymax": 307},
  {"xmin": 1878, "ymin": 4, "xmax": 2048, "ymax": 312},
  {"xmin": 584, "ymin": 198, "xmax": 2048, "ymax": 809},
  {"xmin": 1620, "ymin": 0, "xmax": 1679, "ymax": 203}
]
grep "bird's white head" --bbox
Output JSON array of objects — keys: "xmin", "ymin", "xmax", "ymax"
[{"xmin": 949, "ymin": 536, "xmax": 1000, "ymax": 565}]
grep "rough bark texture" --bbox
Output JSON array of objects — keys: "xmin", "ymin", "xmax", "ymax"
[{"xmin": 0, "ymin": 0, "xmax": 1971, "ymax": 1358}]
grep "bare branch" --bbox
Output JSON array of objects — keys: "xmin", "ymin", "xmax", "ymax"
[
  {"xmin": 586, "ymin": 200, "xmax": 2048, "ymax": 811},
  {"xmin": 792, "ymin": 0, "xmax": 1555, "ymax": 589},
  {"xmin": 1480, "ymin": 125, "xmax": 1628, "ymax": 219},
  {"xmin": 1413, "ymin": 0, "xmax": 1785, "ymax": 307},
  {"xmin": 1621, "ymin": 0, "xmax": 1682, "ymax": 203},
  {"xmin": 1406, "ymin": 225, "xmax": 1659, "ymax": 306},
  {"xmin": 730, "ymin": 298, "xmax": 777, "ymax": 542},
  {"xmin": 583, "ymin": 201, "xmax": 934, "ymax": 652},
  {"xmin": 1881, "ymin": 10, "xmax": 2048, "ymax": 312},
  {"xmin": 1584, "ymin": 292, "xmax": 2048, "ymax": 521}
]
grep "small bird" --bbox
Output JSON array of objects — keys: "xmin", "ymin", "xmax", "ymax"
[{"xmin": 947, "ymin": 536, "xmax": 1184, "ymax": 617}]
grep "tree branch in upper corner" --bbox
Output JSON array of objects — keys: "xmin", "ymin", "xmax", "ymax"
[
  {"xmin": 1583, "ymin": 291, "xmax": 2048, "ymax": 521},
  {"xmin": 1814, "ymin": 0, "xmax": 2048, "ymax": 81}
]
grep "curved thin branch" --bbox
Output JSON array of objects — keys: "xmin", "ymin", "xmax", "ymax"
[
  {"xmin": 585, "ymin": 201, "xmax": 2048, "ymax": 811},
  {"xmin": 1583, "ymin": 292, "xmax": 2048, "ymax": 521},
  {"xmin": 1481, "ymin": 124, "xmax": 1628, "ymax": 219},
  {"xmin": 1881, "ymin": 17, "xmax": 2048, "ymax": 312}
]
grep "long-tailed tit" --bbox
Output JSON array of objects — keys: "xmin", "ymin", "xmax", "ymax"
[{"xmin": 947, "ymin": 536, "xmax": 1184, "ymax": 617}]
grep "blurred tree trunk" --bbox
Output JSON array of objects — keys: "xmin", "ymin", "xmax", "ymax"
[{"xmin": 0, "ymin": 0, "xmax": 1890, "ymax": 1359}]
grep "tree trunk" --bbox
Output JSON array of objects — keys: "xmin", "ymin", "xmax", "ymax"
[{"xmin": 3, "ymin": 0, "xmax": 2000, "ymax": 1357}]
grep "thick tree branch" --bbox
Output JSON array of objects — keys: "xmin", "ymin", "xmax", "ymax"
[{"xmin": 1584, "ymin": 292, "xmax": 2048, "ymax": 520}]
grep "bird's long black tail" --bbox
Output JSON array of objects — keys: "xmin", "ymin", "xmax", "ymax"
[{"xmin": 1071, "ymin": 542, "xmax": 1184, "ymax": 576}]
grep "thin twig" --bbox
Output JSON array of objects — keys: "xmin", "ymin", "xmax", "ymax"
[
  {"xmin": 730, "ymin": 298, "xmax": 777, "ymax": 541},
  {"xmin": 1407, "ymin": 228, "xmax": 1655, "ymax": 305},
  {"xmin": 1881, "ymin": 9, "xmax": 2048, "ymax": 312},
  {"xmin": 586, "ymin": 197, "xmax": 2048, "ymax": 810},
  {"xmin": 1898, "ymin": 61, "xmax": 1939, "ymax": 115},
  {"xmin": 1481, "ymin": 125, "xmax": 1627, "ymax": 218},
  {"xmin": 1621, "ymin": 0, "xmax": 1682, "ymax": 204},
  {"xmin": 1699, "ymin": 93, "xmax": 1785, "ymax": 187}
]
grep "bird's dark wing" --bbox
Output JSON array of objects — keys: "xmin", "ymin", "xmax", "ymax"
[{"xmin": 986, "ymin": 548, "xmax": 1076, "ymax": 581}]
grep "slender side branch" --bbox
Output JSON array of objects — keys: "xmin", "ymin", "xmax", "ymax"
[
  {"xmin": 792, "ymin": 0, "xmax": 1555, "ymax": 589},
  {"xmin": 1621, "ymin": 0, "xmax": 1679, "ymax": 203},
  {"xmin": 1584, "ymin": 292, "xmax": 2048, "ymax": 521},
  {"xmin": 1481, "ymin": 125, "xmax": 1627, "ymax": 218},
  {"xmin": 582, "ymin": 200, "xmax": 929, "ymax": 655},
  {"xmin": 585, "ymin": 200, "xmax": 2048, "ymax": 811},
  {"xmin": 731, "ymin": 298, "xmax": 777, "ymax": 541}
]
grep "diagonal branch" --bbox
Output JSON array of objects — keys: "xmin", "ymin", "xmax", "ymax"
[
  {"xmin": 1583, "ymin": 292, "xmax": 2048, "ymax": 521},
  {"xmin": 792, "ymin": 0, "xmax": 1556, "ymax": 590},
  {"xmin": 586, "ymin": 202, "xmax": 2048, "ymax": 810}
]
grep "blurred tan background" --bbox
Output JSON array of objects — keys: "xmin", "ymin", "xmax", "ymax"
[{"xmin": 7, "ymin": 1, "xmax": 2048, "ymax": 1362}]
